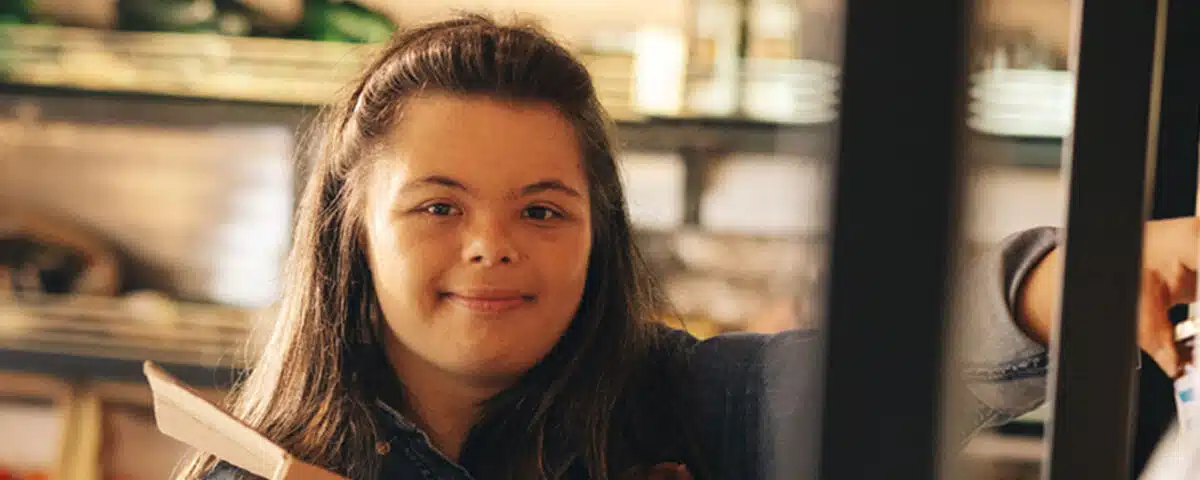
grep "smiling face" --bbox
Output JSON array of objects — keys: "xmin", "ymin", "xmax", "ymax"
[{"xmin": 363, "ymin": 93, "xmax": 592, "ymax": 387}]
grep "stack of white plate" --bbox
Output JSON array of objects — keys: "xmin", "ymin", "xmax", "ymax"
[
  {"xmin": 968, "ymin": 68, "xmax": 1075, "ymax": 138},
  {"xmin": 740, "ymin": 59, "xmax": 840, "ymax": 125}
]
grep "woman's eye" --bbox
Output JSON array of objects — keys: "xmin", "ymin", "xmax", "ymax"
[
  {"xmin": 523, "ymin": 205, "xmax": 562, "ymax": 221},
  {"xmin": 422, "ymin": 203, "xmax": 460, "ymax": 216}
]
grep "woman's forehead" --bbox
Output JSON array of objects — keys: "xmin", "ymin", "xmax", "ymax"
[{"xmin": 374, "ymin": 93, "xmax": 588, "ymax": 194}]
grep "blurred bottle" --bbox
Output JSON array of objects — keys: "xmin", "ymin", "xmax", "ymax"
[
  {"xmin": 295, "ymin": 0, "xmax": 395, "ymax": 43},
  {"xmin": 684, "ymin": 0, "xmax": 743, "ymax": 118},
  {"xmin": 633, "ymin": 26, "xmax": 687, "ymax": 116}
]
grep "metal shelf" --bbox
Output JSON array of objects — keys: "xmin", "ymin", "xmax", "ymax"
[
  {"xmin": 0, "ymin": 24, "xmax": 639, "ymax": 120},
  {"xmin": 617, "ymin": 116, "xmax": 833, "ymax": 157},
  {"xmin": 0, "ymin": 294, "xmax": 251, "ymax": 387}
]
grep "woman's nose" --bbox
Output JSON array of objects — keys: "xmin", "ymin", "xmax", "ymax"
[
  {"xmin": 469, "ymin": 252, "xmax": 514, "ymax": 265},
  {"xmin": 463, "ymin": 220, "xmax": 521, "ymax": 266}
]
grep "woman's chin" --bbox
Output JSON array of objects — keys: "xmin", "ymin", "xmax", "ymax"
[
  {"xmin": 442, "ymin": 359, "xmax": 534, "ymax": 388},
  {"xmin": 439, "ymin": 332, "xmax": 561, "ymax": 380}
]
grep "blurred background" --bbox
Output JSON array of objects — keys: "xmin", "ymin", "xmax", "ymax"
[{"xmin": 0, "ymin": 0, "xmax": 1076, "ymax": 478}]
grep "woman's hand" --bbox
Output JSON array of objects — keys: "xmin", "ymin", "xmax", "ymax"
[{"xmin": 1018, "ymin": 217, "xmax": 1200, "ymax": 378}]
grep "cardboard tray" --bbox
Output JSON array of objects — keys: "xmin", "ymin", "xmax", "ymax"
[{"xmin": 142, "ymin": 362, "xmax": 347, "ymax": 480}]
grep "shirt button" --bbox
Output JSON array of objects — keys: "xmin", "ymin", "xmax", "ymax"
[{"xmin": 375, "ymin": 440, "xmax": 391, "ymax": 456}]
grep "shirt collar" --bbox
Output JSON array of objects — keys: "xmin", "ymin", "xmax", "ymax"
[{"xmin": 374, "ymin": 398, "xmax": 421, "ymax": 433}]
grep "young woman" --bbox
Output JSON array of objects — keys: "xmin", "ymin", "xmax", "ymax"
[{"xmin": 187, "ymin": 14, "xmax": 1197, "ymax": 480}]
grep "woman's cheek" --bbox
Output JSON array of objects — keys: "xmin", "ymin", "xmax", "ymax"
[{"xmin": 369, "ymin": 220, "xmax": 429, "ymax": 275}]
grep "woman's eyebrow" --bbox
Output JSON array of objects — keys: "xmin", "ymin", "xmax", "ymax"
[
  {"xmin": 397, "ymin": 175, "xmax": 470, "ymax": 195},
  {"xmin": 519, "ymin": 179, "xmax": 583, "ymax": 198},
  {"xmin": 395, "ymin": 176, "xmax": 582, "ymax": 199}
]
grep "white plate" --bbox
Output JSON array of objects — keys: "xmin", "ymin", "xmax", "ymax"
[{"xmin": 968, "ymin": 117, "xmax": 1070, "ymax": 138}]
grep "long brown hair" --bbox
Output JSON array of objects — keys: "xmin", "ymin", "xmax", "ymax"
[{"xmin": 178, "ymin": 14, "xmax": 703, "ymax": 480}]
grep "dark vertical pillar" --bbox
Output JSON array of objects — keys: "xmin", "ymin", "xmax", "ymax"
[
  {"xmin": 817, "ymin": 0, "xmax": 973, "ymax": 477},
  {"xmin": 1042, "ymin": 0, "xmax": 1167, "ymax": 478},
  {"xmin": 1135, "ymin": 0, "xmax": 1200, "ymax": 475}
]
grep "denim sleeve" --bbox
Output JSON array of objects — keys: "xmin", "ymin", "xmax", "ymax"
[
  {"xmin": 947, "ymin": 226, "xmax": 1058, "ymax": 442},
  {"xmin": 684, "ymin": 330, "xmax": 826, "ymax": 479},
  {"xmin": 198, "ymin": 461, "xmax": 257, "ymax": 480}
]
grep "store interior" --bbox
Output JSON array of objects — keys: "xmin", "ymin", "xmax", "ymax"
[{"xmin": 0, "ymin": 1, "xmax": 1084, "ymax": 478}]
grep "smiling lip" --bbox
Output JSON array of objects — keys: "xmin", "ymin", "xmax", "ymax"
[{"xmin": 444, "ymin": 289, "xmax": 533, "ymax": 313}]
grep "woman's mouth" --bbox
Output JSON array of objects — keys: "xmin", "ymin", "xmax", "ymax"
[{"xmin": 442, "ymin": 290, "xmax": 534, "ymax": 313}]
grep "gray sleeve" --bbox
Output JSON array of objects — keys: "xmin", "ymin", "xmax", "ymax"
[{"xmin": 947, "ymin": 226, "xmax": 1059, "ymax": 443}]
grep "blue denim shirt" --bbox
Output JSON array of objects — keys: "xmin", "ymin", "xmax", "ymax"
[{"xmin": 205, "ymin": 227, "xmax": 1058, "ymax": 479}]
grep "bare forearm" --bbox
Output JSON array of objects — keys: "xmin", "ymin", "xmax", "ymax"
[{"xmin": 1016, "ymin": 246, "xmax": 1061, "ymax": 346}]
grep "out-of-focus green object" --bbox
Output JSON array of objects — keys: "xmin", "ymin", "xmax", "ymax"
[
  {"xmin": 0, "ymin": 0, "xmax": 36, "ymax": 24},
  {"xmin": 0, "ymin": 0, "xmax": 33, "ymax": 76},
  {"xmin": 120, "ymin": 0, "xmax": 304, "ymax": 37},
  {"xmin": 298, "ymin": 0, "xmax": 394, "ymax": 43},
  {"xmin": 214, "ymin": 0, "xmax": 304, "ymax": 37},
  {"xmin": 117, "ymin": 0, "xmax": 221, "ymax": 33}
]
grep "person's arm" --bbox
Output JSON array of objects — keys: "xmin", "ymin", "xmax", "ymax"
[
  {"xmin": 685, "ymin": 329, "xmax": 824, "ymax": 479},
  {"xmin": 1017, "ymin": 218, "xmax": 1196, "ymax": 379},
  {"xmin": 955, "ymin": 217, "xmax": 1200, "ymax": 443},
  {"xmin": 683, "ymin": 228, "xmax": 1060, "ymax": 477}
]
